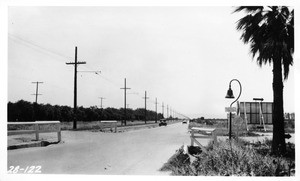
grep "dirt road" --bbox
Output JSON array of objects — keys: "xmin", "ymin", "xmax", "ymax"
[{"xmin": 8, "ymin": 122, "xmax": 191, "ymax": 175}]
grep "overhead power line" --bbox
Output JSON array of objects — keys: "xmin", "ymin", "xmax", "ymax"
[
  {"xmin": 9, "ymin": 33, "xmax": 72, "ymax": 60},
  {"xmin": 78, "ymin": 70, "xmax": 101, "ymax": 75}
]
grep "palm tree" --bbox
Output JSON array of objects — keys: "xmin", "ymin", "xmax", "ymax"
[{"xmin": 234, "ymin": 6, "xmax": 294, "ymax": 155}]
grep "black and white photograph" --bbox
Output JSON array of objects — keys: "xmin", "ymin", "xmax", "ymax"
[{"xmin": 1, "ymin": 0, "xmax": 298, "ymax": 180}]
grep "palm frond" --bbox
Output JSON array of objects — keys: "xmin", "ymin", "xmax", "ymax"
[
  {"xmin": 286, "ymin": 25, "xmax": 294, "ymax": 53},
  {"xmin": 290, "ymin": 9, "xmax": 294, "ymax": 26},
  {"xmin": 282, "ymin": 42, "xmax": 293, "ymax": 80},
  {"xmin": 280, "ymin": 6, "xmax": 290, "ymax": 19},
  {"xmin": 233, "ymin": 6, "xmax": 264, "ymax": 13},
  {"xmin": 234, "ymin": 6, "xmax": 294, "ymax": 80},
  {"xmin": 236, "ymin": 13, "xmax": 264, "ymax": 44}
]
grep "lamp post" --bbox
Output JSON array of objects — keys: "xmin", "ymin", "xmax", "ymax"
[{"xmin": 225, "ymin": 79, "xmax": 242, "ymax": 140}]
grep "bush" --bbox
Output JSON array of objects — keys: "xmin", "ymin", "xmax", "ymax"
[
  {"xmin": 160, "ymin": 140, "xmax": 294, "ymax": 176},
  {"xmin": 160, "ymin": 146, "xmax": 195, "ymax": 175},
  {"xmin": 192, "ymin": 140, "xmax": 279, "ymax": 176}
]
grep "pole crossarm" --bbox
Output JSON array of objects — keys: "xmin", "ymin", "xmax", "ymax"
[{"xmin": 66, "ymin": 61, "xmax": 86, "ymax": 65}]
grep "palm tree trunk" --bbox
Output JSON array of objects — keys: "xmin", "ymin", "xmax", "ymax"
[{"xmin": 271, "ymin": 58, "xmax": 286, "ymax": 155}]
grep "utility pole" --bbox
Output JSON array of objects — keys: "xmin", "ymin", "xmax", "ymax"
[
  {"xmin": 172, "ymin": 110, "xmax": 174, "ymax": 120},
  {"xmin": 162, "ymin": 102, "xmax": 164, "ymax": 118},
  {"xmin": 167, "ymin": 105, "xmax": 169, "ymax": 119},
  {"xmin": 170, "ymin": 107, "xmax": 172, "ymax": 121},
  {"xmin": 98, "ymin": 97, "xmax": 105, "ymax": 121},
  {"xmin": 173, "ymin": 110, "xmax": 174, "ymax": 119},
  {"xmin": 31, "ymin": 81, "xmax": 43, "ymax": 103},
  {"xmin": 120, "ymin": 78, "xmax": 130, "ymax": 126},
  {"xmin": 143, "ymin": 91, "xmax": 149, "ymax": 124},
  {"xmin": 173, "ymin": 110, "xmax": 175, "ymax": 119},
  {"xmin": 98, "ymin": 97, "xmax": 105, "ymax": 109},
  {"xmin": 66, "ymin": 46, "xmax": 86, "ymax": 129},
  {"xmin": 31, "ymin": 81, "xmax": 43, "ymax": 121},
  {"xmin": 155, "ymin": 98, "xmax": 158, "ymax": 123}
]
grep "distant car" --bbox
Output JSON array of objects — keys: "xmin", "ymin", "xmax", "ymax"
[
  {"xmin": 159, "ymin": 119, "xmax": 167, "ymax": 126},
  {"xmin": 182, "ymin": 120, "xmax": 187, "ymax": 124}
]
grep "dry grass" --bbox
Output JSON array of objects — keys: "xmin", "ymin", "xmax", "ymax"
[{"xmin": 160, "ymin": 139, "xmax": 295, "ymax": 176}]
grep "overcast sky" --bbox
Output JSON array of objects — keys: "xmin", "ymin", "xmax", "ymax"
[{"xmin": 7, "ymin": 6, "xmax": 295, "ymax": 118}]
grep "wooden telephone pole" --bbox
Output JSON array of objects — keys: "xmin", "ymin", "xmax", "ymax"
[
  {"xmin": 31, "ymin": 81, "xmax": 43, "ymax": 103},
  {"xmin": 155, "ymin": 98, "xmax": 158, "ymax": 123},
  {"xmin": 66, "ymin": 46, "xmax": 86, "ymax": 129},
  {"xmin": 162, "ymin": 102, "xmax": 164, "ymax": 118},
  {"xmin": 167, "ymin": 105, "xmax": 169, "ymax": 119},
  {"xmin": 120, "ymin": 78, "xmax": 130, "ymax": 125},
  {"xmin": 31, "ymin": 81, "xmax": 43, "ymax": 121},
  {"xmin": 99, "ymin": 97, "xmax": 105, "ymax": 109},
  {"xmin": 143, "ymin": 91, "xmax": 149, "ymax": 124}
]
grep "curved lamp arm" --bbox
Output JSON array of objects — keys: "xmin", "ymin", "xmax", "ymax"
[{"xmin": 229, "ymin": 79, "xmax": 242, "ymax": 107}]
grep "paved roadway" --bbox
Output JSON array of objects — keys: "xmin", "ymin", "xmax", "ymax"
[{"xmin": 8, "ymin": 122, "xmax": 192, "ymax": 175}]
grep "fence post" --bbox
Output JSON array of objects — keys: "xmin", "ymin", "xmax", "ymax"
[
  {"xmin": 190, "ymin": 129, "xmax": 194, "ymax": 146},
  {"xmin": 35, "ymin": 124, "xmax": 39, "ymax": 141},
  {"xmin": 212, "ymin": 130, "xmax": 217, "ymax": 144},
  {"xmin": 57, "ymin": 123, "xmax": 61, "ymax": 142}
]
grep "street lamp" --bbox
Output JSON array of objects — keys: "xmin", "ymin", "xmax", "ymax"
[{"xmin": 225, "ymin": 79, "xmax": 242, "ymax": 140}]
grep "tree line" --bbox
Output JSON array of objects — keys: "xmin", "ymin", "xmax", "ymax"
[{"xmin": 7, "ymin": 100, "xmax": 165, "ymax": 122}]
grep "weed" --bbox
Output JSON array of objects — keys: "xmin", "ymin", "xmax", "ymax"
[
  {"xmin": 160, "ymin": 139, "xmax": 295, "ymax": 176},
  {"xmin": 160, "ymin": 146, "xmax": 195, "ymax": 175}
]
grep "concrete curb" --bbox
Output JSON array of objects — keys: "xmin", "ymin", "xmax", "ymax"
[{"xmin": 8, "ymin": 140, "xmax": 60, "ymax": 150}]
